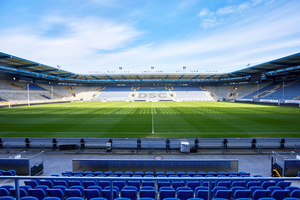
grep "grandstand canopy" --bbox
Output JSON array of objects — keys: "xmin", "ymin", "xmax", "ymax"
[{"xmin": 0, "ymin": 52, "xmax": 300, "ymax": 84}]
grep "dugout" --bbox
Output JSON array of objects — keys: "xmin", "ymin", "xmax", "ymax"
[
  {"xmin": 270, "ymin": 151, "xmax": 300, "ymax": 177},
  {"xmin": 72, "ymin": 159, "xmax": 238, "ymax": 173},
  {"xmin": 0, "ymin": 151, "xmax": 44, "ymax": 175}
]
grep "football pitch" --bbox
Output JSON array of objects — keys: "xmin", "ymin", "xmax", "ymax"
[{"xmin": 0, "ymin": 101, "xmax": 300, "ymax": 138}]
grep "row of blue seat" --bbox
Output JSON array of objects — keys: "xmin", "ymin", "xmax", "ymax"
[
  {"xmin": 1, "ymin": 182, "xmax": 299, "ymax": 200},
  {"xmin": 0, "ymin": 170, "xmax": 16, "ymax": 176},
  {"xmin": 23, "ymin": 179, "xmax": 292, "ymax": 191},
  {"xmin": 61, "ymin": 171, "xmax": 251, "ymax": 177}
]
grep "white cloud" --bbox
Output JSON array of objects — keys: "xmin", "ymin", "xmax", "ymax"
[{"xmin": 198, "ymin": 0, "xmax": 273, "ymax": 28}]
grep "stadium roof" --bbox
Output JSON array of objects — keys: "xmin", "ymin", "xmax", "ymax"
[{"xmin": 0, "ymin": 52, "xmax": 300, "ymax": 83}]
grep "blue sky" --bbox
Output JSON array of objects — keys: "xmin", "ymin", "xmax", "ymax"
[{"xmin": 0, "ymin": 0, "xmax": 300, "ymax": 74}]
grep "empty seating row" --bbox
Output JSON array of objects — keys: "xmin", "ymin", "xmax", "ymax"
[
  {"xmin": 1, "ymin": 184, "xmax": 299, "ymax": 200},
  {"xmin": 22, "ymin": 179, "xmax": 293, "ymax": 192},
  {"xmin": 0, "ymin": 170, "xmax": 16, "ymax": 176},
  {"xmin": 61, "ymin": 171, "xmax": 251, "ymax": 177}
]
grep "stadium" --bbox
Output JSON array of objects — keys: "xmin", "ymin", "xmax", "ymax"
[{"xmin": 1, "ymin": 51, "xmax": 300, "ymax": 200}]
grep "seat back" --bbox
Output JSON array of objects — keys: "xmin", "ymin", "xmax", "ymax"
[
  {"xmin": 84, "ymin": 189, "xmax": 101, "ymax": 200},
  {"xmin": 177, "ymin": 190, "xmax": 194, "ymax": 200},
  {"xmin": 139, "ymin": 189, "xmax": 155, "ymax": 199},
  {"xmin": 47, "ymin": 189, "xmax": 65, "ymax": 200},
  {"xmin": 270, "ymin": 190, "xmax": 289, "ymax": 200},
  {"xmin": 28, "ymin": 188, "xmax": 47, "ymax": 200},
  {"xmin": 159, "ymin": 190, "xmax": 176, "ymax": 200},
  {"xmin": 215, "ymin": 190, "xmax": 232, "ymax": 199},
  {"xmin": 251, "ymin": 190, "xmax": 270, "ymax": 200}
]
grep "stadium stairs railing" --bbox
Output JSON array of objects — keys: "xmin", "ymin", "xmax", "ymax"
[{"xmin": 1, "ymin": 175, "xmax": 300, "ymax": 200}]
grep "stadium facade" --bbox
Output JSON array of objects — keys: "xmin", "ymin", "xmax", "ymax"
[{"xmin": 0, "ymin": 52, "xmax": 300, "ymax": 104}]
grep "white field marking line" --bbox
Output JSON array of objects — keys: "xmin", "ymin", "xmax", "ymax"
[{"xmin": 152, "ymin": 101, "xmax": 154, "ymax": 134}]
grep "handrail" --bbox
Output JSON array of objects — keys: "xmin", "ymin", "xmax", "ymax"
[{"xmin": 1, "ymin": 176, "xmax": 300, "ymax": 200}]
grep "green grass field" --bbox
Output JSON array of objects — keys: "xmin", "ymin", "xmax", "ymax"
[{"xmin": 0, "ymin": 101, "xmax": 300, "ymax": 138}]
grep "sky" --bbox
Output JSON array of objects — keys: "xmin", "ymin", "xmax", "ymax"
[{"xmin": 0, "ymin": 0, "xmax": 300, "ymax": 75}]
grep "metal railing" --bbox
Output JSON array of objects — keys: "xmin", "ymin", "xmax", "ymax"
[{"xmin": 1, "ymin": 175, "xmax": 300, "ymax": 200}]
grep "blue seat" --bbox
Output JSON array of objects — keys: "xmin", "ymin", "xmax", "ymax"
[
  {"xmin": 289, "ymin": 190, "xmax": 300, "ymax": 198},
  {"xmin": 267, "ymin": 186, "xmax": 282, "ymax": 192},
  {"xmin": 216, "ymin": 181, "xmax": 230, "ymax": 189},
  {"xmin": 159, "ymin": 190, "xmax": 176, "ymax": 200},
  {"xmin": 177, "ymin": 172, "xmax": 186, "ymax": 177},
  {"xmin": 212, "ymin": 186, "xmax": 227, "ymax": 198},
  {"xmin": 145, "ymin": 171, "xmax": 154, "ymax": 176},
  {"xmin": 284, "ymin": 198, "xmax": 300, "ymax": 200},
  {"xmin": 0, "ymin": 186, "xmax": 14, "ymax": 191},
  {"xmin": 65, "ymin": 189, "xmax": 83, "ymax": 198},
  {"xmin": 186, "ymin": 181, "xmax": 200, "ymax": 190},
  {"xmin": 40, "ymin": 180, "xmax": 54, "ymax": 188},
  {"xmin": 251, "ymin": 190, "xmax": 270, "ymax": 200},
  {"xmin": 28, "ymin": 188, "xmax": 47, "ymax": 200},
  {"xmin": 47, "ymin": 189, "xmax": 66, "ymax": 200},
  {"xmin": 141, "ymin": 181, "xmax": 155, "ymax": 187},
  {"xmin": 10, "ymin": 188, "xmax": 28, "ymax": 198},
  {"xmin": 176, "ymin": 187, "xmax": 192, "ymax": 194},
  {"xmin": 172, "ymin": 181, "xmax": 185, "ymax": 190},
  {"xmin": 261, "ymin": 181, "xmax": 276, "ymax": 189},
  {"xmin": 256, "ymin": 198, "xmax": 275, "ymax": 200},
  {"xmin": 231, "ymin": 181, "xmax": 245, "ymax": 188},
  {"xmin": 0, "ymin": 197, "xmax": 14, "ymax": 200},
  {"xmin": 104, "ymin": 186, "xmax": 119, "ymax": 194},
  {"xmin": 187, "ymin": 172, "xmax": 197, "ymax": 177},
  {"xmin": 35, "ymin": 185, "xmax": 49, "ymax": 192},
  {"xmin": 87, "ymin": 186, "xmax": 102, "ymax": 194},
  {"xmin": 20, "ymin": 197, "xmax": 39, "ymax": 200},
  {"xmin": 166, "ymin": 172, "xmax": 176, "ymax": 177},
  {"xmin": 249, "ymin": 186, "xmax": 264, "ymax": 193},
  {"xmin": 120, "ymin": 189, "xmax": 137, "ymax": 200},
  {"xmin": 90, "ymin": 198, "xmax": 107, "ymax": 200},
  {"xmin": 20, "ymin": 185, "xmax": 32, "ymax": 192},
  {"xmin": 127, "ymin": 181, "xmax": 140, "ymax": 190},
  {"xmin": 84, "ymin": 189, "xmax": 102, "ymax": 200},
  {"xmin": 232, "ymin": 190, "xmax": 251, "ymax": 199},
  {"xmin": 158, "ymin": 181, "xmax": 171, "ymax": 189},
  {"xmin": 214, "ymin": 190, "xmax": 232, "ymax": 199},
  {"xmin": 124, "ymin": 171, "xmax": 134, "ymax": 177},
  {"xmin": 113, "ymin": 181, "xmax": 126, "ymax": 191},
  {"xmin": 24, "ymin": 180, "xmax": 39, "ymax": 188},
  {"xmin": 44, "ymin": 197, "xmax": 62, "ymax": 200},
  {"xmin": 159, "ymin": 187, "xmax": 174, "ymax": 192},
  {"xmin": 163, "ymin": 198, "xmax": 180, "ymax": 200},
  {"xmin": 139, "ymin": 189, "xmax": 155, "ymax": 199},
  {"xmin": 53, "ymin": 186, "xmax": 67, "ymax": 192},
  {"xmin": 245, "ymin": 181, "xmax": 260, "ymax": 189},
  {"xmin": 286, "ymin": 187, "xmax": 300, "ymax": 192},
  {"xmin": 231, "ymin": 186, "xmax": 246, "ymax": 194},
  {"xmin": 138, "ymin": 198, "xmax": 155, "ymax": 200},
  {"xmin": 134, "ymin": 171, "xmax": 144, "ymax": 176},
  {"xmin": 83, "ymin": 181, "xmax": 97, "ymax": 189},
  {"xmin": 156, "ymin": 172, "xmax": 165, "ymax": 176},
  {"xmin": 0, "ymin": 188, "xmax": 10, "ymax": 197},
  {"xmin": 276, "ymin": 182, "xmax": 292, "ymax": 189},
  {"xmin": 54, "ymin": 180, "xmax": 68, "ymax": 187},
  {"xmin": 99, "ymin": 181, "xmax": 110, "ymax": 189},
  {"xmin": 102, "ymin": 189, "xmax": 119, "ymax": 200},
  {"xmin": 66, "ymin": 198, "xmax": 85, "ymax": 200},
  {"xmin": 177, "ymin": 190, "xmax": 194, "ymax": 200},
  {"xmin": 140, "ymin": 186, "xmax": 155, "ymax": 190},
  {"xmin": 114, "ymin": 171, "xmax": 123, "ymax": 177},
  {"xmin": 195, "ymin": 190, "xmax": 209, "ymax": 200},
  {"xmin": 69, "ymin": 181, "xmax": 83, "ymax": 187},
  {"xmin": 70, "ymin": 186, "xmax": 84, "ymax": 194},
  {"xmin": 270, "ymin": 190, "xmax": 290, "ymax": 200}
]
